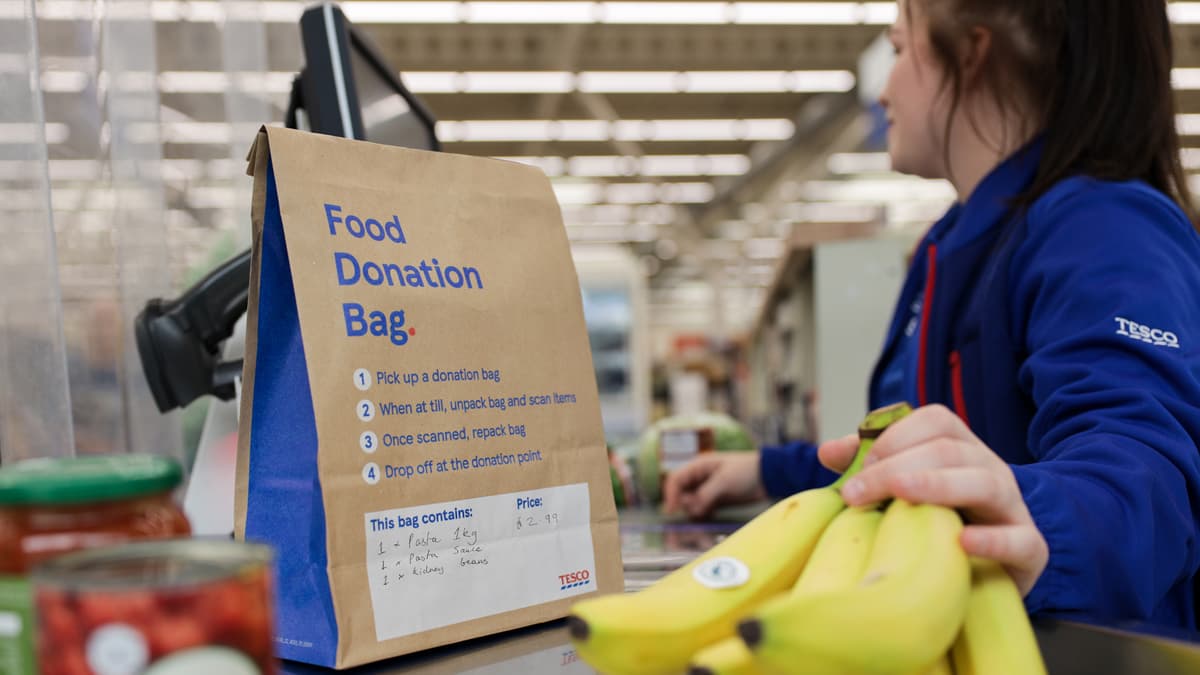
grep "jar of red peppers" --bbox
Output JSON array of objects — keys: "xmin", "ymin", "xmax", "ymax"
[
  {"xmin": 32, "ymin": 540, "xmax": 276, "ymax": 675},
  {"xmin": 0, "ymin": 455, "xmax": 190, "ymax": 675}
]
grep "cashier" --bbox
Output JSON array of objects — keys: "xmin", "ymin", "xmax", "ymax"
[{"xmin": 665, "ymin": 0, "xmax": 1200, "ymax": 629}]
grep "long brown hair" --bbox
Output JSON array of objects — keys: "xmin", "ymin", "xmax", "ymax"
[{"xmin": 912, "ymin": 0, "xmax": 1198, "ymax": 226}]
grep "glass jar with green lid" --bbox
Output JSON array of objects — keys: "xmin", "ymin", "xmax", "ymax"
[
  {"xmin": 0, "ymin": 455, "xmax": 191, "ymax": 675},
  {"xmin": 0, "ymin": 454, "xmax": 191, "ymax": 572}
]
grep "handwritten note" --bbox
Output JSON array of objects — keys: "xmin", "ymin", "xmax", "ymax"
[{"xmin": 363, "ymin": 483, "xmax": 596, "ymax": 641}]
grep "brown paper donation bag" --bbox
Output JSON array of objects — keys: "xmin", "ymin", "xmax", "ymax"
[{"xmin": 234, "ymin": 127, "xmax": 622, "ymax": 669}]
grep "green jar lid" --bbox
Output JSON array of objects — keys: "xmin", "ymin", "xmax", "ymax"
[{"xmin": 0, "ymin": 455, "xmax": 183, "ymax": 506}]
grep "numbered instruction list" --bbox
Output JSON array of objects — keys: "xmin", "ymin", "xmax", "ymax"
[
  {"xmin": 363, "ymin": 483, "xmax": 596, "ymax": 641},
  {"xmin": 353, "ymin": 366, "xmax": 581, "ymax": 486}
]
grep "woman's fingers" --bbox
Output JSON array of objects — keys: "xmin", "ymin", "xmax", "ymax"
[
  {"xmin": 868, "ymin": 404, "xmax": 977, "ymax": 463},
  {"xmin": 961, "ymin": 523, "xmax": 1049, "ymax": 596},
  {"xmin": 817, "ymin": 433, "xmax": 860, "ymax": 474},
  {"xmin": 662, "ymin": 455, "xmax": 720, "ymax": 514},
  {"xmin": 841, "ymin": 440, "xmax": 995, "ymax": 507}
]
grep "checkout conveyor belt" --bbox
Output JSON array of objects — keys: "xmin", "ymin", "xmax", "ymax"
[{"xmin": 281, "ymin": 507, "xmax": 1200, "ymax": 675}]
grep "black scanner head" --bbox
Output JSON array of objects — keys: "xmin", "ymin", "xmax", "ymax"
[{"xmin": 134, "ymin": 250, "xmax": 250, "ymax": 413}]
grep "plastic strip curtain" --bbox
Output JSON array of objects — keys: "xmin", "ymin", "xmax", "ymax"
[
  {"xmin": 103, "ymin": 0, "xmax": 182, "ymax": 461},
  {"xmin": 221, "ymin": 0, "xmax": 271, "ymax": 245},
  {"xmin": 0, "ymin": 0, "xmax": 76, "ymax": 463}
]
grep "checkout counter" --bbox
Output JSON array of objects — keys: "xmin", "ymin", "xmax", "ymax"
[{"xmin": 280, "ymin": 507, "xmax": 1200, "ymax": 675}]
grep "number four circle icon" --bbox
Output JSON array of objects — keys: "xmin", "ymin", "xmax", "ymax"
[{"xmin": 362, "ymin": 463, "xmax": 380, "ymax": 485}]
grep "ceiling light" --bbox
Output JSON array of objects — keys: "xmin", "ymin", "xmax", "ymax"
[
  {"xmin": 744, "ymin": 237, "xmax": 785, "ymax": 259},
  {"xmin": 20, "ymin": 1, "xmax": 1200, "ymax": 26},
  {"xmin": 458, "ymin": 71, "xmax": 574, "ymax": 93},
  {"xmin": 158, "ymin": 71, "xmax": 228, "ymax": 93},
  {"xmin": 342, "ymin": 1, "xmax": 459, "ymax": 22},
  {"xmin": 398, "ymin": 72, "xmax": 456, "ymax": 93},
  {"xmin": 0, "ymin": 123, "xmax": 70, "ymax": 144},
  {"xmin": 802, "ymin": 178, "xmax": 955, "ymax": 202},
  {"xmin": 1177, "ymin": 114, "xmax": 1200, "ymax": 136},
  {"xmin": 577, "ymin": 71, "xmax": 681, "ymax": 93},
  {"xmin": 441, "ymin": 118, "xmax": 793, "ymax": 143},
  {"xmin": 826, "ymin": 151, "xmax": 891, "ymax": 174},
  {"xmin": 1183, "ymin": 148, "xmax": 1200, "ymax": 170},
  {"xmin": 733, "ymin": 2, "xmax": 858, "ymax": 25},
  {"xmin": 465, "ymin": 1, "xmax": 595, "ymax": 23},
  {"xmin": 607, "ymin": 182, "xmax": 659, "ymax": 204},
  {"xmin": 783, "ymin": 201, "xmax": 880, "ymax": 223},
  {"xmin": 693, "ymin": 70, "xmax": 855, "ymax": 93},
  {"xmin": 1174, "ymin": 68, "xmax": 1200, "ymax": 90},
  {"xmin": 642, "ymin": 154, "xmax": 750, "ymax": 176},
  {"xmin": 859, "ymin": 2, "xmax": 897, "ymax": 23},
  {"xmin": 57, "ymin": 69, "xmax": 856, "ymax": 96},
  {"xmin": 553, "ymin": 182, "xmax": 605, "ymax": 205},
  {"xmin": 1169, "ymin": 2, "xmax": 1200, "ymax": 23},
  {"xmin": 568, "ymin": 156, "xmax": 629, "ymax": 176},
  {"xmin": 155, "ymin": 122, "xmax": 234, "ymax": 145},
  {"xmin": 40, "ymin": 70, "xmax": 90, "ymax": 93},
  {"xmin": 599, "ymin": 1, "xmax": 727, "ymax": 24}
]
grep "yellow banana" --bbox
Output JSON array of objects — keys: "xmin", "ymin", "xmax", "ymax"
[
  {"xmin": 829, "ymin": 402, "xmax": 912, "ymax": 493},
  {"xmin": 951, "ymin": 558, "xmax": 1047, "ymax": 675},
  {"xmin": 742, "ymin": 499, "xmax": 970, "ymax": 675},
  {"xmin": 568, "ymin": 403, "xmax": 912, "ymax": 675},
  {"xmin": 687, "ymin": 637, "xmax": 763, "ymax": 675},
  {"xmin": 790, "ymin": 505, "xmax": 884, "ymax": 596},
  {"xmin": 569, "ymin": 486, "xmax": 844, "ymax": 675},
  {"xmin": 688, "ymin": 506, "xmax": 885, "ymax": 675},
  {"xmin": 923, "ymin": 656, "xmax": 955, "ymax": 675}
]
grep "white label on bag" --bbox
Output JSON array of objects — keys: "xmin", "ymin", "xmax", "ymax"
[{"xmin": 364, "ymin": 483, "xmax": 596, "ymax": 642}]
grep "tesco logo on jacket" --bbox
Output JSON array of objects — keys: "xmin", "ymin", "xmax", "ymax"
[{"xmin": 1114, "ymin": 317, "xmax": 1180, "ymax": 349}]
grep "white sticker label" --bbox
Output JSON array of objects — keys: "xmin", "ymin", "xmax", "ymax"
[
  {"xmin": 364, "ymin": 483, "xmax": 596, "ymax": 642},
  {"xmin": 692, "ymin": 557, "xmax": 751, "ymax": 590},
  {"xmin": 0, "ymin": 611, "xmax": 20, "ymax": 637},
  {"xmin": 86, "ymin": 624, "xmax": 149, "ymax": 675},
  {"xmin": 660, "ymin": 429, "xmax": 701, "ymax": 472}
]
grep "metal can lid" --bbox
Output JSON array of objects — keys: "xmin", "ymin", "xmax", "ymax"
[
  {"xmin": 0, "ymin": 455, "xmax": 183, "ymax": 506},
  {"xmin": 32, "ymin": 539, "xmax": 272, "ymax": 590}
]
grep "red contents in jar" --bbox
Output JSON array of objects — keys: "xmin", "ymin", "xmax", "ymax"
[
  {"xmin": 35, "ymin": 557, "xmax": 276, "ymax": 675},
  {"xmin": 0, "ymin": 494, "xmax": 191, "ymax": 574}
]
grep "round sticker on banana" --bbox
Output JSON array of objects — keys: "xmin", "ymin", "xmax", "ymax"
[{"xmin": 692, "ymin": 557, "xmax": 751, "ymax": 589}]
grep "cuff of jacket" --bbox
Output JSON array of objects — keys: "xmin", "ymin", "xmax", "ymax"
[
  {"xmin": 1011, "ymin": 464, "xmax": 1074, "ymax": 615},
  {"xmin": 759, "ymin": 440, "xmax": 836, "ymax": 498}
]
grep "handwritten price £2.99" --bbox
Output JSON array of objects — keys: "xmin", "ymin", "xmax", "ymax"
[{"xmin": 516, "ymin": 513, "xmax": 560, "ymax": 530}]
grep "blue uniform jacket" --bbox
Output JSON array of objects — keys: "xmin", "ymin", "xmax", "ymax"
[{"xmin": 759, "ymin": 142, "xmax": 1200, "ymax": 629}]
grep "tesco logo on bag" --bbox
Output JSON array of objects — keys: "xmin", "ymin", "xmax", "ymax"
[{"xmin": 558, "ymin": 569, "xmax": 592, "ymax": 590}]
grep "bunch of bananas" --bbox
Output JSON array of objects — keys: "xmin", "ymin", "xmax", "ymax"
[{"xmin": 568, "ymin": 403, "xmax": 1047, "ymax": 675}]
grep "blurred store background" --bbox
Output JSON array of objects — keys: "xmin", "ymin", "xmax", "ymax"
[{"xmin": 6, "ymin": 0, "xmax": 1200, "ymax": 476}]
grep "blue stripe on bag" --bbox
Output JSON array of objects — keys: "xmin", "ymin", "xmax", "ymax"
[{"xmin": 246, "ymin": 160, "xmax": 339, "ymax": 666}]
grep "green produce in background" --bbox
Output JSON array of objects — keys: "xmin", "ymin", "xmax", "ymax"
[
  {"xmin": 634, "ymin": 412, "xmax": 756, "ymax": 503},
  {"xmin": 610, "ymin": 463, "xmax": 626, "ymax": 507}
]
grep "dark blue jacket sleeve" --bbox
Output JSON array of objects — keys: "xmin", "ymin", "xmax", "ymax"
[
  {"xmin": 759, "ymin": 440, "xmax": 840, "ymax": 498},
  {"xmin": 1010, "ymin": 181, "xmax": 1200, "ymax": 626}
]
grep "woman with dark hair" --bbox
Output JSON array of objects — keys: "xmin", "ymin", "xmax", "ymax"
[{"xmin": 666, "ymin": 0, "xmax": 1200, "ymax": 629}]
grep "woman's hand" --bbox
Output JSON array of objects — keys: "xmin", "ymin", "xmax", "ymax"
[
  {"xmin": 662, "ymin": 452, "xmax": 767, "ymax": 520},
  {"xmin": 818, "ymin": 404, "xmax": 1048, "ymax": 596}
]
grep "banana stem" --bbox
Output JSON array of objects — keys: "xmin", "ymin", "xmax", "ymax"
[{"xmin": 830, "ymin": 402, "xmax": 913, "ymax": 491}]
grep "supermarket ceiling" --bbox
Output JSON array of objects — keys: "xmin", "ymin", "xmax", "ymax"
[{"xmin": 26, "ymin": 1, "xmax": 1200, "ymax": 319}]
